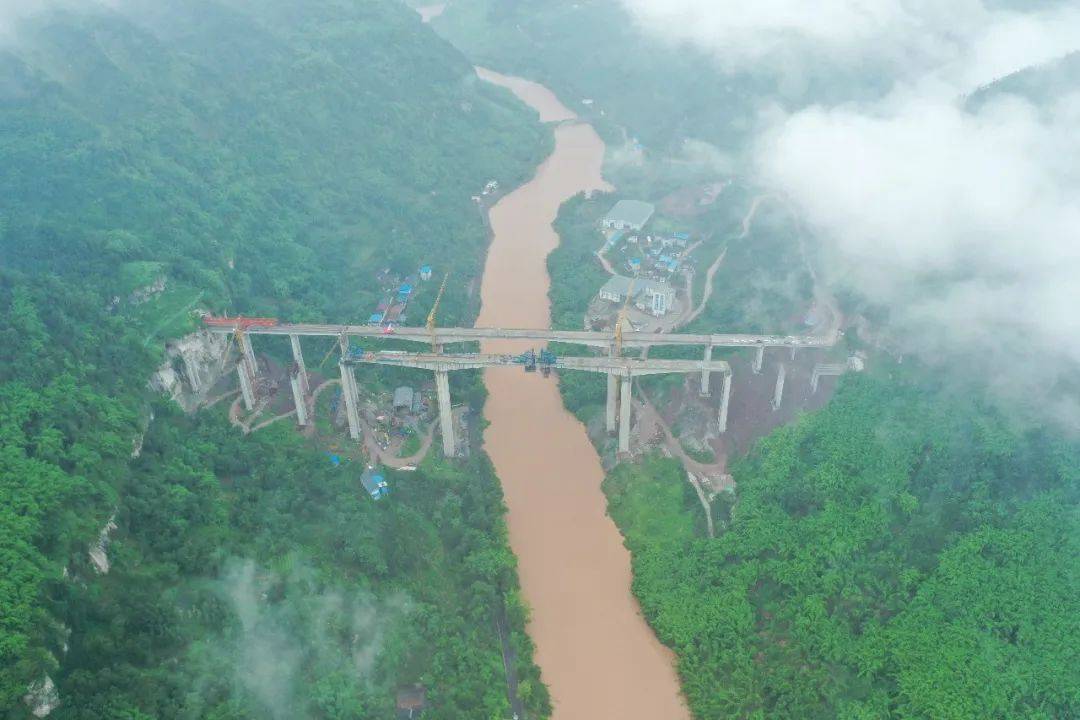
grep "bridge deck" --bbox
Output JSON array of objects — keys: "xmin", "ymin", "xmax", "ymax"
[
  {"xmin": 208, "ymin": 322, "xmax": 836, "ymax": 350},
  {"xmin": 343, "ymin": 351, "xmax": 732, "ymax": 377}
]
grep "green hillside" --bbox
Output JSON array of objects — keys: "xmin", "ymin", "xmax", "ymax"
[
  {"xmin": 0, "ymin": 1, "xmax": 551, "ymax": 717},
  {"xmin": 432, "ymin": 0, "xmax": 883, "ymax": 156},
  {"xmin": 606, "ymin": 372, "xmax": 1080, "ymax": 719}
]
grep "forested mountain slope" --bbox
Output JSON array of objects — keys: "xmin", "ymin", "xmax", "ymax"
[
  {"xmin": 595, "ymin": 54, "xmax": 1080, "ymax": 720},
  {"xmin": 431, "ymin": 0, "xmax": 882, "ymax": 155},
  {"xmin": 607, "ymin": 372, "xmax": 1080, "ymax": 719},
  {"xmin": 0, "ymin": 2, "xmax": 550, "ymax": 717}
]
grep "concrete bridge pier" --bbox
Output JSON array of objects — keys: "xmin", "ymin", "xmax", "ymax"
[
  {"xmin": 701, "ymin": 345, "xmax": 713, "ymax": 396},
  {"xmin": 772, "ymin": 363, "xmax": 787, "ymax": 411},
  {"xmin": 435, "ymin": 369, "xmax": 456, "ymax": 458},
  {"xmin": 718, "ymin": 371, "xmax": 733, "ymax": 433},
  {"xmin": 236, "ymin": 332, "xmax": 259, "ymax": 411},
  {"xmin": 619, "ymin": 375, "xmax": 633, "ymax": 454},
  {"xmin": 290, "ymin": 372, "xmax": 309, "ymax": 426},
  {"xmin": 810, "ymin": 363, "xmax": 847, "ymax": 393},
  {"xmin": 182, "ymin": 351, "xmax": 203, "ymax": 394},
  {"xmin": 238, "ymin": 332, "xmax": 258, "ymax": 378},
  {"xmin": 290, "ymin": 335, "xmax": 310, "ymax": 396},
  {"xmin": 237, "ymin": 364, "xmax": 256, "ymax": 411},
  {"xmin": 339, "ymin": 362, "xmax": 363, "ymax": 441},
  {"xmin": 753, "ymin": 345, "xmax": 765, "ymax": 374},
  {"xmin": 289, "ymin": 335, "xmax": 310, "ymax": 426},
  {"xmin": 606, "ymin": 374, "xmax": 619, "ymax": 434}
]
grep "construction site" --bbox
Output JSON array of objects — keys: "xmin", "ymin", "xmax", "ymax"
[{"xmin": 189, "ymin": 283, "xmax": 854, "ymax": 482}]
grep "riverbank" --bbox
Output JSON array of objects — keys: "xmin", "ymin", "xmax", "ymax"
[{"xmin": 474, "ymin": 68, "xmax": 689, "ymax": 720}]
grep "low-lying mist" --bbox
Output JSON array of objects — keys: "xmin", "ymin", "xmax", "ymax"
[
  {"xmin": 184, "ymin": 558, "xmax": 413, "ymax": 720},
  {"xmin": 619, "ymin": 0, "xmax": 1080, "ymax": 426}
]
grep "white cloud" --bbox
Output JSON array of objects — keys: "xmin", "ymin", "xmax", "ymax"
[
  {"xmin": 620, "ymin": 0, "xmax": 1080, "ymax": 93},
  {"xmin": 759, "ymin": 89, "xmax": 1080, "ymax": 362},
  {"xmin": 0, "ymin": 0, "xmax": 120, "ymax": 40},
  {"xmin": 622, "ymin": 0, "xmax": 1080, "ymax": 416}
]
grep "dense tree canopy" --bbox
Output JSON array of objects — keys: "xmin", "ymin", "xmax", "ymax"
[
  {"xmin": 606, "ymin": 373, "xmax": 1080, "ymax": 719},
  {"xmin": 0, "ymin": 1, "xmax": 550, "ymax": 716}
]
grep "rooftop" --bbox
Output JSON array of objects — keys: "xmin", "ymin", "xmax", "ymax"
[
  {"xmin": 603, "ymin": 199, "xmax": 655, "ymax": 228},
  {"xmin": 600, "ymin": 274, "xmax": 673, "ymax": 300},
  {"xmin": 600, "ymin": 274, "xmax": 636, "ymax": 298},
  {"xmin": 393, "ymin": 386, "xmax": 415, "ymax": 409},
  {"xmin": 361, "ymin": 469, "xmax": 388, "ymax": 497}
]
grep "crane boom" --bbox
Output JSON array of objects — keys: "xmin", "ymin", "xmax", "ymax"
[
  {"xmin": 614, "ymin": 276, "xmax": 636, "ymax": 355},
  {"xmin": 427, "ymin": 273, "xmax": 449, "ymax": 352}
]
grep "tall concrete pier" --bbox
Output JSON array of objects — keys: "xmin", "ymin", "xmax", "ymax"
[
  {"xmin": 290, "ymin": 373, "xmax": 309, "ymax": 426},
  {"xmin": 435, "ymin": 370, "xmax": 455, "ymax": 457},
  {"xmin": 811, "ymin": 363, "xmax": 847, "ymax": 393},
  {"xmin": 237, "ymin": 364, "xmax": 256, "ymax": 411},
  {"xmin": 343, "ymin": 351, "xmax": 732, "ymax": 458},
  {"xmin": 236, "ymin": 332, "xmax": 259, "ymax": 411},
  {"xmin": 606, "ymin": 374, "xmax": 619, "ymax": 434},
  {"xmin": 619, "ymin": 376, "xmax": 634, "ymax": 453},
  {"xmin": 339, "ymin": 362, "xmax": 362, "ymax": 440},
  {"xmin": 718, "ymin": 371, "xmax": 733, "ymax": 433},
  {"xmin": 209, "ymin": 318, "xmax": 838, "ymax": 454},
  {"xmin": 772, "ymin": 363, "xmax": 787, "ymax": 410},
  {"xmin": 753, "ymin": 345, "xmax": 765, "ymax": 374},
  {"xmin": 289, "ymin": 334, "xmax": 310, "ymax": 426},
  {"xmin": 701, "ymin": 345, "xmax": 713, "ymax": 396}
]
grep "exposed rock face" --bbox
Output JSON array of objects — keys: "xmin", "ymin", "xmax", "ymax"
[
  {"xmin": 24, "ymin": 675, "xmax": 59, "ymax": 718},
  {"xmin": 88, "ymin": 514, "xmax": 118, "ymax": 574},
  {"xmin": 149, "ymin": 329, "xmax": 230, "ymax": 412},
  {"xmin": 130, "ymin": 275, "xmax": 167, "ymax": 304},
  {"xmin": 130, "ymin": 408, "xmax": 155, "ymax": 459}
]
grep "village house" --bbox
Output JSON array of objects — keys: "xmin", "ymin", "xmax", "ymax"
[
  {"xmin": 601, "ymin": 199, "xmax": 655, "ymax": 231},
  {"xmin": 361, "ymin": 467, "xmax": 390, "ymax": 500},
  {"xmin": 659, "ymin": 234, "xmax": 690, "ymax": 251},
  {"xmin": 393, "ymin": 386, "xmax": 415, "ymax": 413},
  {"xmin": 598, "ymin": 274, "xmax": 636, "ymax": 304},
  {"xmin": 597, "ymin": 275, "xmax": 677, "ymax": 317},
  {"xmin": 637, "ymin": 281, "xmax": 676, "ymax": 316}
]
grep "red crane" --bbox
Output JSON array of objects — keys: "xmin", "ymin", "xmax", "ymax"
[
  {"xmin": 203, "ymin": 315, "xmax": 279, "ymax": 375},
  {"xmin": 202, "ymin": 314, "xmax": 279, "ymax": 329}
]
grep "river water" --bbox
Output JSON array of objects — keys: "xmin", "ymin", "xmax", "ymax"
[{"xmin": 475, "ymin": 67, "xmax": 689, "ymax": 720}]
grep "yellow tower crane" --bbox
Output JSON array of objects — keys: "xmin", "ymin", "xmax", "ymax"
[
  {"xmin": 613, "ymin": 275, "xmax": 637, "ymax": 356},
  {"xmin": 318, "ymin": 331, "xmax": 347, "ymax": 369},
  {"xmin": 427, "ymin": 273, "xmax": 450, "ymax": 352}
]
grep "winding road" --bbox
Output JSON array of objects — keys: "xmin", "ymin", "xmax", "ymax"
[{"xmin": 679, "ymin": 193, "xmax": 773, "ymax": 329}]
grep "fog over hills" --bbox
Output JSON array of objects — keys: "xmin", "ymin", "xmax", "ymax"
[{"xmin": 622, "ymin": 0, "xmax": 1080, "ymax": 423}]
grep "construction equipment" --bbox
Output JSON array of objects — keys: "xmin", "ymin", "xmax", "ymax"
[
  {"xmin": 318, "ymin": 332, "xmax": 347, "ymax": 369},
  {"xmin": 513, "ymin": 350, "xmax": 537, "ymax": 372},
  {"xmin": 613, "ymin": 276, "xmax": 637, "ymax": 356},
  {"xmin": 203, "ymin": 315, "xmax": 278, "ymax": 372},
  {"xmin": 538, "ymin": 349, "xmax": 557, "ymax": 377},
  {"xmin": 426, "ymin": 272, "xmax": 449, "ymax": 352}
]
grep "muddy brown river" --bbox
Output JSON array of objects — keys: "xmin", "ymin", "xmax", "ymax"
[{"xmin": 475, "ymin": 68, "xmax": 689, "ymax": 720}]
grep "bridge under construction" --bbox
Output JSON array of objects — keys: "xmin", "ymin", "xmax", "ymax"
[{"xmin": 206, "ymin": 317, "xmax": 841, "ymax": 457}]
